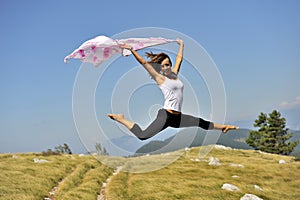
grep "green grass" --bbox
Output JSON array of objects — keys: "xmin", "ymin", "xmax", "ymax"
[{"xmin": 1, "ymin": 148, "xmax": 300, "ymax": 200}]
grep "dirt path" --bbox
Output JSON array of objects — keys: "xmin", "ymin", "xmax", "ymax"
[
  {"xmin": 97, "ymin": 166, "xmax": 123, "ymax": 200},
  {"xmin": 44, "ymin": 178, "xmax": 64, "ymax": 200},
  {"xmin": 44, "ymin": 162, "xmax": 82, "ymax": 200}
]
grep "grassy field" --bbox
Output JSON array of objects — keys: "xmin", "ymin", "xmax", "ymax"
[
  {"xmin": 0, "ymin": 153, "xmax": 113, "ymax": 200},
  {"xmin": 106, "ymin": 147, "xmax": 300, "ymax": 200},
  {"xmin": 1, "ymin": 147, "xmax": 300, "ymax": 200}
]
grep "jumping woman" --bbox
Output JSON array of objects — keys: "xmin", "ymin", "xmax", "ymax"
[{"xmin": 108, "ymin": 38, "xmax": 238, "ymax": 140}]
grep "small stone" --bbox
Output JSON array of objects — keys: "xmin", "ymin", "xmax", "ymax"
[
  {"xmin": 221, "ymin": 183, "xmax": 240, "ymax": 191},
  {"xmin": 279, "ymin": 160, "xmax": 286, "ymax": 164},
  {"xmin": 185, "ymin": 147, "xmax": 190, "ymax": 152},
  {"xmin": 33, "ymin": 158, "xmax": 50, "ymax": 163},
  {"xmin": 230, "ymin": 163, "xmax": 244, "ymax": 168},
  {"xmin": 209, "ymin": 156, "xmax": 221, "ymax": 166},
  {"xmin": 254, "ymin": 185, "xmax": 263, "ymax": 192},
  {"xmin": 240, "ymin": 193, "xmax": 263, "ymax": 200}
]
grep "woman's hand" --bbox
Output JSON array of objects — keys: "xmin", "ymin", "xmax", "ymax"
[
  {"xmin": 119, "ymin": 43, "xmax": 133, "ymax": 50},
  {"xmin": 176, "ymin": 38, "xmax": 184, "ymax": 46}
]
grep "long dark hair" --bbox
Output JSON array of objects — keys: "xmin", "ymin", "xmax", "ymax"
[{"xmin": 145, "ymin": 52, "xmax": 172, "ymax": 74}]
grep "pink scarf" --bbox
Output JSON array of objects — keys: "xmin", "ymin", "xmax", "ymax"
[{"xmin": 64, "ymin": 35, "xmax": 176, "ymax": 67}]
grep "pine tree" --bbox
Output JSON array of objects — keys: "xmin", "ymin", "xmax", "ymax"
[{"xmin": 246, "ymin": 110, "xmax": 299, "ymax": 155}]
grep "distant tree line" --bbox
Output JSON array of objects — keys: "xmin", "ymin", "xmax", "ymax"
[{"xmin": 42, "ymin": 143, "xmax": 72, "ymax": 156}]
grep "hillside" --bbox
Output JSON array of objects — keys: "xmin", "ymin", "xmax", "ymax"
[
  {"xmin": 107, "ymin": 146, "xmax": 300, "ymax": 200},
  {"xmin": 0, "ymin": 154, "xmax": 114, "ymax": 200},
  {"xmin": 1, "ymin": 147, "xmax": 300, "ymax": 200},
  {"xmin": 135, "ymin": 128, "xmax": 300, "ymax": 155}
]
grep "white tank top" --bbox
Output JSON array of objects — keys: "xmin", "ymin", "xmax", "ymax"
[{"xmin": 158, "ymin": 76, "xmax": 184, "ymax": 112}]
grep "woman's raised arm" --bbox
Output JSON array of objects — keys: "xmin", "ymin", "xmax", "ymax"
[
  {"xmin": 172, "ymin": 38, "xmax": 184, "ymax": 74},
  {"xmin": 119, "ymin": 44, "xmax": 164, "ymax": 84}
]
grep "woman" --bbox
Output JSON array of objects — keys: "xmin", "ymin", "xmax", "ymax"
[{"xmin": 108, "ymin": 38, "xmax": 238, "ymax": 140}]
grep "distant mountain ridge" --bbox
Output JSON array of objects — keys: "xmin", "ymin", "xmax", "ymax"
[{"xmin": 135, "ymin": 128, "xmax": 300, "ymax": 155}]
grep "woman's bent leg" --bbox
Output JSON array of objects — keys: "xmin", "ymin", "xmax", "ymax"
[{"xmin": 130, "ymin": 109, "xmax": 168, "ymax": 140}]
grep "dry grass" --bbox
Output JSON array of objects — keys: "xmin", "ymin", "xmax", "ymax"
[
  {"xmin": 106, "ymin": 147, "xmax": 300, "ymax": 200},
  {"xmin": 0, "ymin": 154, "xmax": 113, "ymax": 200},
  {"xmin": 0, "ymin": 153, "xmax": 76, "ymax": 199},
  {"xmin": 1, "ymin": 147, "xmax": 299, "ymax": 200},
  {"xmin": 54, "ymin": 157, "xmax": 112, "ymax": 199}
]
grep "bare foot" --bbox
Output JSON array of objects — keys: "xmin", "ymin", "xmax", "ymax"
[
  {"xmin": 107, "ymin": 114, "xmax": 124, "ymax": 122},
  {"xmin": 222, "ymin": 125, "xmax": 239, "ymax": 133}
]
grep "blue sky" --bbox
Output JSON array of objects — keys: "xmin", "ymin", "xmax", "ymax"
[{"xmin": 1, "ymin": 0, "xmax": 299, "ymax": 154}]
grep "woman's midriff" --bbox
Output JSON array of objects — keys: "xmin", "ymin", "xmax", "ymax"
[{"xmin": 165, "ymin": 109, "xmax": 181, "ymax": 115}]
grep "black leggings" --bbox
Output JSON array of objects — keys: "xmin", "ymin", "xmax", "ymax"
[{"xmin": 130, "ymin": 109, "xmax": 214, "ymax": 140}]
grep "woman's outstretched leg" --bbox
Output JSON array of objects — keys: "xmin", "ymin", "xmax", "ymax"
[
  {"xmin": 107, "ymin": 114, "xmax": 135, "ymax": 130},
  {"xmin": 213, "ymin": 123, "xmax": 239, "ymax": 133},
  {"xmin": 178, "ymin": 113, "xmax": 239, "ymax": 133},
  {"xmin": 108, "ymin": 109, "xmax": 168, "ymax": 140}
]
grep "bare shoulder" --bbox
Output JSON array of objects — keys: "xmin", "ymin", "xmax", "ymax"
[{"xmin": 155, "ymin": 74, "xmax": 165, "ymax": 85}]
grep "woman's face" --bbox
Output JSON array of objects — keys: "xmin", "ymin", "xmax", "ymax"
[{"xmin": 161, "ymin": 58, "xmax": 172, "ymax": 75}]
